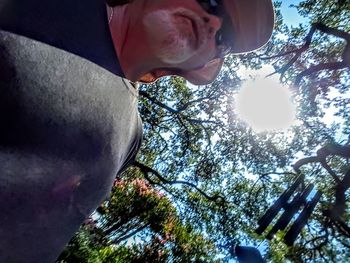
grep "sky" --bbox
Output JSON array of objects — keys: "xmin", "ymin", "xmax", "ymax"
[
  {"xmin": 236, "ymin": 1, "xmax": 346, "ymax": 139},
  {"xmin": 233, "ymin": 0, "xmax": 306, "ymax": 253},
  {"xmin": 280, "ymin": 0, "xmax": 307, "ymax": 26},
  {"xmin": 234, "ymin": 1, "xmax": 309, "ymax": 133},
  {"xmin": 235, "ymin": 69, "xmax": 297, "ymax": 132}
]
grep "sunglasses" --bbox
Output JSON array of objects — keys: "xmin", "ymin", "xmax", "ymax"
[{"xmin": 197, "ymin": 0, "xmax": 234, "ymax": 57}]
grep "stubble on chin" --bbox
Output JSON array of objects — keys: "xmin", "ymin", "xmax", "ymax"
[{"xmin": 143, "ymin": 9, "xmax": 198, "ymax": 65}]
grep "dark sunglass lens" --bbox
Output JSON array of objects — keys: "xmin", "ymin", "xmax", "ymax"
[
  {"xmin": 216, "ymin": 17, "xmax": 233, "ymax": 56},
  {"xmin": 216, "ymin": 31, "xmax": 223, "ymax": 46},
  {"xmin": 197, "ymin": 0, "xmax": 212, "ymax": 13},
  {"xmin": 198, "ymin": 0, "xmax": 223, "ymax": 15},
  {"xmin": 198, "ymin": 0, "xmax": 233, "ymax": 55}
]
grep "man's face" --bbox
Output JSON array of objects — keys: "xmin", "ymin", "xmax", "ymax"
[{"xmin": 126, "ymin": 0, "xmax": 222, "ymax": 71}]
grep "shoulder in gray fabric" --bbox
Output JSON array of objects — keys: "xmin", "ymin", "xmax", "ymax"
[{"xmin": 0, "ymin": 30, "xmax": 142, "ymax": 263}]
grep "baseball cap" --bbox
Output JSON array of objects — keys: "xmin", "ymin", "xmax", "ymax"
[{"xmin": 140, "ymin": 0, "xmax": 275, "ymax": 85}]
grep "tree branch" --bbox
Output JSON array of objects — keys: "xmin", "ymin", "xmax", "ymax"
[
  {"xmin": 293, "ymin": 156, "xmax": 321, "ymax": 173},
  {"xmin": 139, "ymin": 90, "xmax": 180, "ymax": 114},
  {"xmin": 261, "ymin": 47, "xmax": 305, "ymax": 61},
  {"xmin": 112, "ymin": 224, "xmax": 148, "ymax": 244},
  {"xmin": 292, "ymin": 155, "xmax": 341, "ymax": 183},
  {"xmin": 295, "ymin": 61, "xmax": 349, "ymax": 86},
  {"xmin": 266, "ymin": 22, "xmax": 350, "ymax": 84},
  {"xmin": 134, "ymin": 161, "xmax": 224, "ymax": 203}
]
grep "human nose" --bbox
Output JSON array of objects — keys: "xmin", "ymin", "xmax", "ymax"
[{"xmin": 203, "ymin": 14, "xmax": 222, "ymax": 37}]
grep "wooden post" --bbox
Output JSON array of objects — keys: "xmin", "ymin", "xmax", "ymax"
[
  {"xmin": 256, "ymin": 174, "xmax": 305, "ymax": 234},
  {"xmin": 284, "ymin": 191, "xmax": 322, "ymax": 246}
]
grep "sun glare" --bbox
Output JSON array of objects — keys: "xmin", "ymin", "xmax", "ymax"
[{"xmin": 235, "ymin": 77, "xmax": 296, "ymax": 132}]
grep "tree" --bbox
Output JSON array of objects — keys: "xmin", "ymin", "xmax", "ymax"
[
  {"xmin": 59, "ymin": 1, "xmax": 349, "ymax": 262},
  {"xmin": 57, "ymin": 174, "xmax": 218, "ymax": 263},
  {"xmin": 239, "ymin": 0, "xmax": 350, "ymax": 261}
]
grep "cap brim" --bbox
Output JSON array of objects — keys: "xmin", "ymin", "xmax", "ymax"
[{"xmin": 225, "ymin": 0, "xmax": 275, "ymax": 53}]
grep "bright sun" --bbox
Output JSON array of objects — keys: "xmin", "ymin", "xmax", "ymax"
[{"xmin": 235, "ymin": 77, "xmax": 296, "ymax": 132}]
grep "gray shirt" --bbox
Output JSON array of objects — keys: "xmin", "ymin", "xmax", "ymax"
[{"xmin": 0, "ymin": 31, "xmax": 142, "ymax": 262}]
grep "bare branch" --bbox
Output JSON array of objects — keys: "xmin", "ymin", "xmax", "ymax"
[
  {"xmin": 134, "ymin": 161, "xmax": 225, "ymax": 203},
  {"xmin": 139, "ymin": 90, "xmax": 179, "ymax": 114},
  {"xmin": 113, "ymin": 224, "xmax": 148, "ymax": 244},
  {"xmin": 319, "ymin": 160, "xmax": 341, "ymax": 184},
  {"xmin": 266, "ymin": 22, "xmax": 350, "ymax": 84},
  {"xmin": 295, "ymin": 61, "xmax": 349, "ymax": 86},
  {"xmin": 315, "ymin": 22, "xmax": 350, "ymax": 41},
  {"xmin": 293, "ymin": 156, "xmax": 321, "ymax": 173},
  {"xmin": 292, "ymin": 155, "xmax": 341, "ymax": 183},
  {"xmin": 261, "ymin": 47, "xmax": 305, "ymax": 60},
  {"xmin": 187, "ymin": 118, "xmax": 221, "ymax": 125},
  {"xmin": 273, "ymin": 23, "xmax": 319, "ymax": 78}
]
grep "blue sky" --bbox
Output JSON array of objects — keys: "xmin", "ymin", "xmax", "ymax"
[{"xmin": 280, "ymin": 0, "xmax": 307, "ymax": 26}]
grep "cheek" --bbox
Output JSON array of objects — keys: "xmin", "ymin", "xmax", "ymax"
[
  {"xmin": 190, "ymin": 42, "xmax": 217, "ymax": 66},
  {"xmin": 143, "ymin": 9, "xmax": 199, "ymax": 64},
  {"xmin": 176, "ymin": 41, "xmax": 218, "ymax": 71}
]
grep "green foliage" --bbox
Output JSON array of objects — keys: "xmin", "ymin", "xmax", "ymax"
[
  {"xmin": 58, "ymin": 178, "xmax": 218, "ymax": 262},
  {"xmin": 56, "ymin": 228, "xmax": 103, "ymax": 263},
  {"xmin": 60, "ymin": 1, "xmax": 350, "ymax": 262}
]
